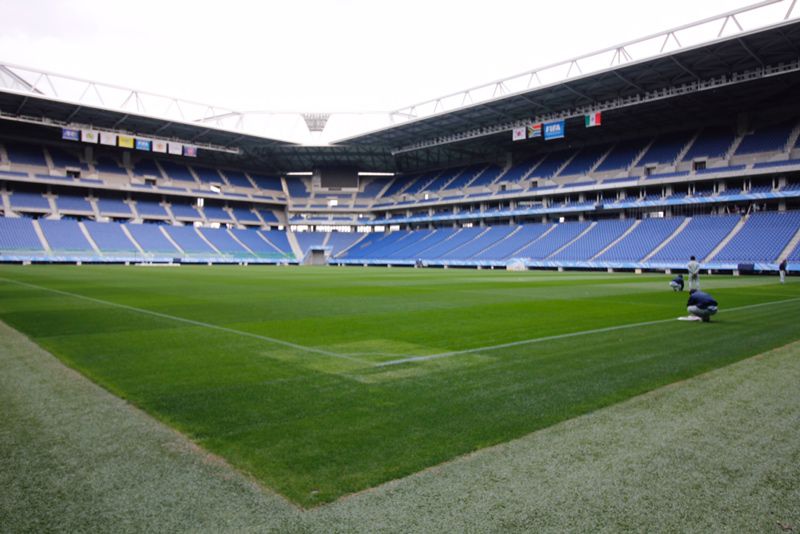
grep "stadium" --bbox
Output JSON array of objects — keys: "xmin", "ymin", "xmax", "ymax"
[{"xmin": 1, "ymin": 1, "xmax": 800, "ymax": 531}]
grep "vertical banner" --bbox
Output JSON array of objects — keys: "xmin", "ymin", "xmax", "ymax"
[
  {"xmin": 183, "ymin": 145, "xmax": 197, "ymax": 157},
  {"xmin": 118, "ymin": 135, "xmax": 135, "ymax": 148},
  {"xmin": 168, "ymin": 142, "xmax": 183, "ymax": 155},
  {"xmin": 585, "ymin": 112, "xmax": 602, "ymax": 128},
  {"xmin": 512, "ymin": 126, "xmax": 526, "ymax": 141},
  {"xmin": 81, "ymin": 129, "xmax": 99, "ymax": 143},
  {"xmin": 544, "ymin": 120, "xmax": 565, "ymax": 140},
  {"xmin": 62, "ymin": 128, "xmax": 80, "ymax": 141},
  {"xmin": 99, "ymin": 132, "xmax": 117, "ymax": 146},
  {"xmin": 527, "ymin": 123, "xmax": 542, "ymax": 138},
  {"xmin": 135, "ymin": 138, "xmax": 152, "ymax": 151},
  {"xmin": 152, "ymin": 140, "xmax": 168, "ymax": 153}
]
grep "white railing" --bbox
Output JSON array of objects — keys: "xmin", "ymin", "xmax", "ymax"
[{"xmin": 0, "ymin": 0, "xmax": 797, "ymax": 147}]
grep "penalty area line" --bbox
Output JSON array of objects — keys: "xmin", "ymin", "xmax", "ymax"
[
  {"xmin": 0, "ymin": 277, "xmax": 369, "ymax": 365},
  {"xmin": 376, "ymin": 297, "xmax": 800, "ymax": 367}
]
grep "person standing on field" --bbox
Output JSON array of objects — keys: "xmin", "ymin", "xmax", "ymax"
[
  {"xmin": 687, "ymin": 255, "xmax": 701, "ymax": 290},
  {"xmin": 779, "ymin": 258, "xmax": 788, "ymax": 284}
]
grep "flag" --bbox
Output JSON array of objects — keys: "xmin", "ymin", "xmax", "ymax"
[
  {"xmin": 135, "ymin": 138, "xmax": 152, "ymax": 151},
  {"xmin": 544, "ymin": 120, "xmax": 565, "ymax": 140},
  {"xmin": 62, "ymin": 128, "xmax": 80, "ymax": 141},
  {"xmin": 585, "ymin": 112, "xmax": 602, "ymax": 127},
  {"xmin": 168, "ymin": 142, "xmax": 183, "ymax": 155},
  {"xmin": 183, "ymin": 145, "xmax": 197, "ymax": 157},
  {"xmin": 118, "ymin": 135, "xmax": 134, "ymax": 148},
  {"xmin": 527, "ymin": 123, "xmax": 542, "ymax": 138},
  {"xmin": 100, "ymin": 132, "xmax": 117, "ymax": 146},
  {"xmin": 512, "ymin": 127, "xmax": 526, "ymax": 141},
  {"xmin": 152, "ymin": 140, "xmax": 168, "ymax": 153},
  {"xmin": 81, "ymin": 129, "xmax": 99, "ymax": 143}
]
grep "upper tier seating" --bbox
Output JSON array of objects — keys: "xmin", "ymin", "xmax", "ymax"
[
  {"xmin": 56, "ymin": 194, "xmax": 93, "ymax": 213},
  {"xmin": 595, "ymin": 139, "xmax": 649, "ymax": 172},
  {"xmin": 10, "ymin": 192, "xmax": 50, "ymax": 210},
  {"xmin": 444, "ymin": 165, "xmax": 484, "ymax": 190},
  {"xmin": 285, "ymin": 178, "xmax": 310, "ymax": 198},
  {"xmin": 682, "ymin": 127, "xmax": 735, "ymax": 161},
  {"xmin": 734, "ymin": 121, "xmax": 795, "ymax": 155},
  {"xmin": 96, "ymin": 156, "xmax": 127, "ymax": 175},
  {"xmin": 97, "ymin": 197, "xmax": 131, "ymax": 216},
  {"xmin": 5, "ymin": 142, "xmax": 47, "ymax": 167},
  {"xmin": 250, "ymin": 174, "xmax": 283, "ymax": 192},
  {"xmin": 135, "ymin": 200, "xmax": 169, "ymax": 217},
  {"xmin": 133, "ymin": 159, "xmax": 162, "ymax": 177},
  {"xmin": 638, "ymin": 132, "xmax": 690, "ymax": 166},
  {"xmin": 467, "ymin": 165, "xmax": 503, "ymax": 188},
  {"xmin": 559, "ymin": 144, "xmax": 610, "ymax": 177},
  {"xmin": 194, "ymin": 167, "xmax": 224, "ymax": 184},
  {"xmin": 231, "ymin": 207, "xmax": 260, "ymax": 224},
  {"xmin": 223, "ymin": 170, "xmax": 254, "ymax": 189},
  {"xmin": 48, "ymin": 146, "xmax": 83, "ymax": 169},
  {"xmin": 160, "ymin": 160, "xmax": 196, "ymax": 183}
]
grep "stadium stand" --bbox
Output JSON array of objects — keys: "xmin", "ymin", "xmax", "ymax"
[
  {"xmin": 38, "ymin": 219, "xmax": 93, "ymax": 252},
  {"xmin": 125, "ymin": 223, "xmax": 180, "ymax": 254},
  {"xmin": 0, "ymin": 217, "xmax": 44, "ymax": 251},
  {"xmin": 83, "ymin": 220, "xmax": 138, "ymax": 253},
  {"xmin": 163, "ymin": 226, "xmax": 216, "ymax": 254}
]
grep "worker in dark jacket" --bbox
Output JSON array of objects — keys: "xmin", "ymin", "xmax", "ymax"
[
  {"xmin": 687, "ymin": 289, "xmax": 718, "ymax": 322},
  {"xmin": 669, "ymin": 274, "xmax": 684, "ymax": 291}
]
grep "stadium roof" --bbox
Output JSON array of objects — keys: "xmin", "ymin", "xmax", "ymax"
[{"xmin": 1, "ymin": 1, "xmax": 799, "ymax": 173}]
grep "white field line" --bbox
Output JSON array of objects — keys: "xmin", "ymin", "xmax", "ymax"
[
  {"xmin": 0, "ymin": 277, "xmax": 368, "ymax": 364},
  {"xmin": 3, "ymin": 276, "xmax": 799, "ymax": 370},
  {"xmin": 376, "ymin": 297, "xmax": 800, "ymax": 367}
]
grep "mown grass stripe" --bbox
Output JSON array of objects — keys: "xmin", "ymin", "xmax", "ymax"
[
  {"xmin": 0, "ymin": 276, "xmax": 369, "ymax": 365},
  {"xmin": 377, "ymin": 297, "xmax": 800, "ymax": 367}
]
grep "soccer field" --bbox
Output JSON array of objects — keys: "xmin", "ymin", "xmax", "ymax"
[{"xmin": 0, "ymin": 264, "xmax": 797, "ymax": 507}]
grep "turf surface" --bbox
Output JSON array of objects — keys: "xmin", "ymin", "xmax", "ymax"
[{"xmin": 0, "ymin": 265, "xmax": 797, "ymax": 506}]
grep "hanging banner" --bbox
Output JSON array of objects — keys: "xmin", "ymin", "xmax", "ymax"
[
  {"xmin": 62, "ymin": 128, "xmax": 80, "ymax": 141},
  {"xmin": 168, "ymin": 142, "xmax": 183, "ymax": 155},
  {"xmin": 183, "ymin": 145, "xmax": 197, "ymax": 157},
  {"xmin": 118, "ymin": 135, "xmax": 135, "ymax": 148},
  {"xmin": 152, "ymin": 140, "xmax": 168, "ymax": 153},
  {"xmin": 585, "ymin": 112, "xmax": 602, "ymax": 128},
  {"xmin": 512, "ymin": 126, "xmax": 526, "ymax": 141},
  {"xmin": 527, "ymin": 123, "xmax": 542, "ymax": 138},
  {"xmin": 135, "ymin": 138, "xmax": 152, "ymax": 151},
  {"xmin": 543, "ymin": 120, "xmax": 565, "ymax": 140},
  {"xmin": 99, "ymin": 132, "xmax": 117, "ymax": 146},
  {"xmin": 81, "ymin": 129, "xmax": 99, "ymax": 143}
]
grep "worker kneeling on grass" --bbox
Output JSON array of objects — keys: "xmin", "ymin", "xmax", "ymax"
[{"xmin": 686, "ymin": 289, "xmax": 718, "ymax": 322}]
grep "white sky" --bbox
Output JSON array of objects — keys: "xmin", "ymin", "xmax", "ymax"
[{"xmin": 1, "ymin": 0, "xmax": 792, "ymax": 143}]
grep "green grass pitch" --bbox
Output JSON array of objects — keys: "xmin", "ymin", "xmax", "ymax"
[{"xmin": 0, "ymin": 264, "xmax": 797, "ymax": 507}]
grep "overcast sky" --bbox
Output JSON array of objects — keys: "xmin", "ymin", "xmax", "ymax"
[{"xmin": 1, "ymin": 0, "xmax": 792, "ymax": 142}]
